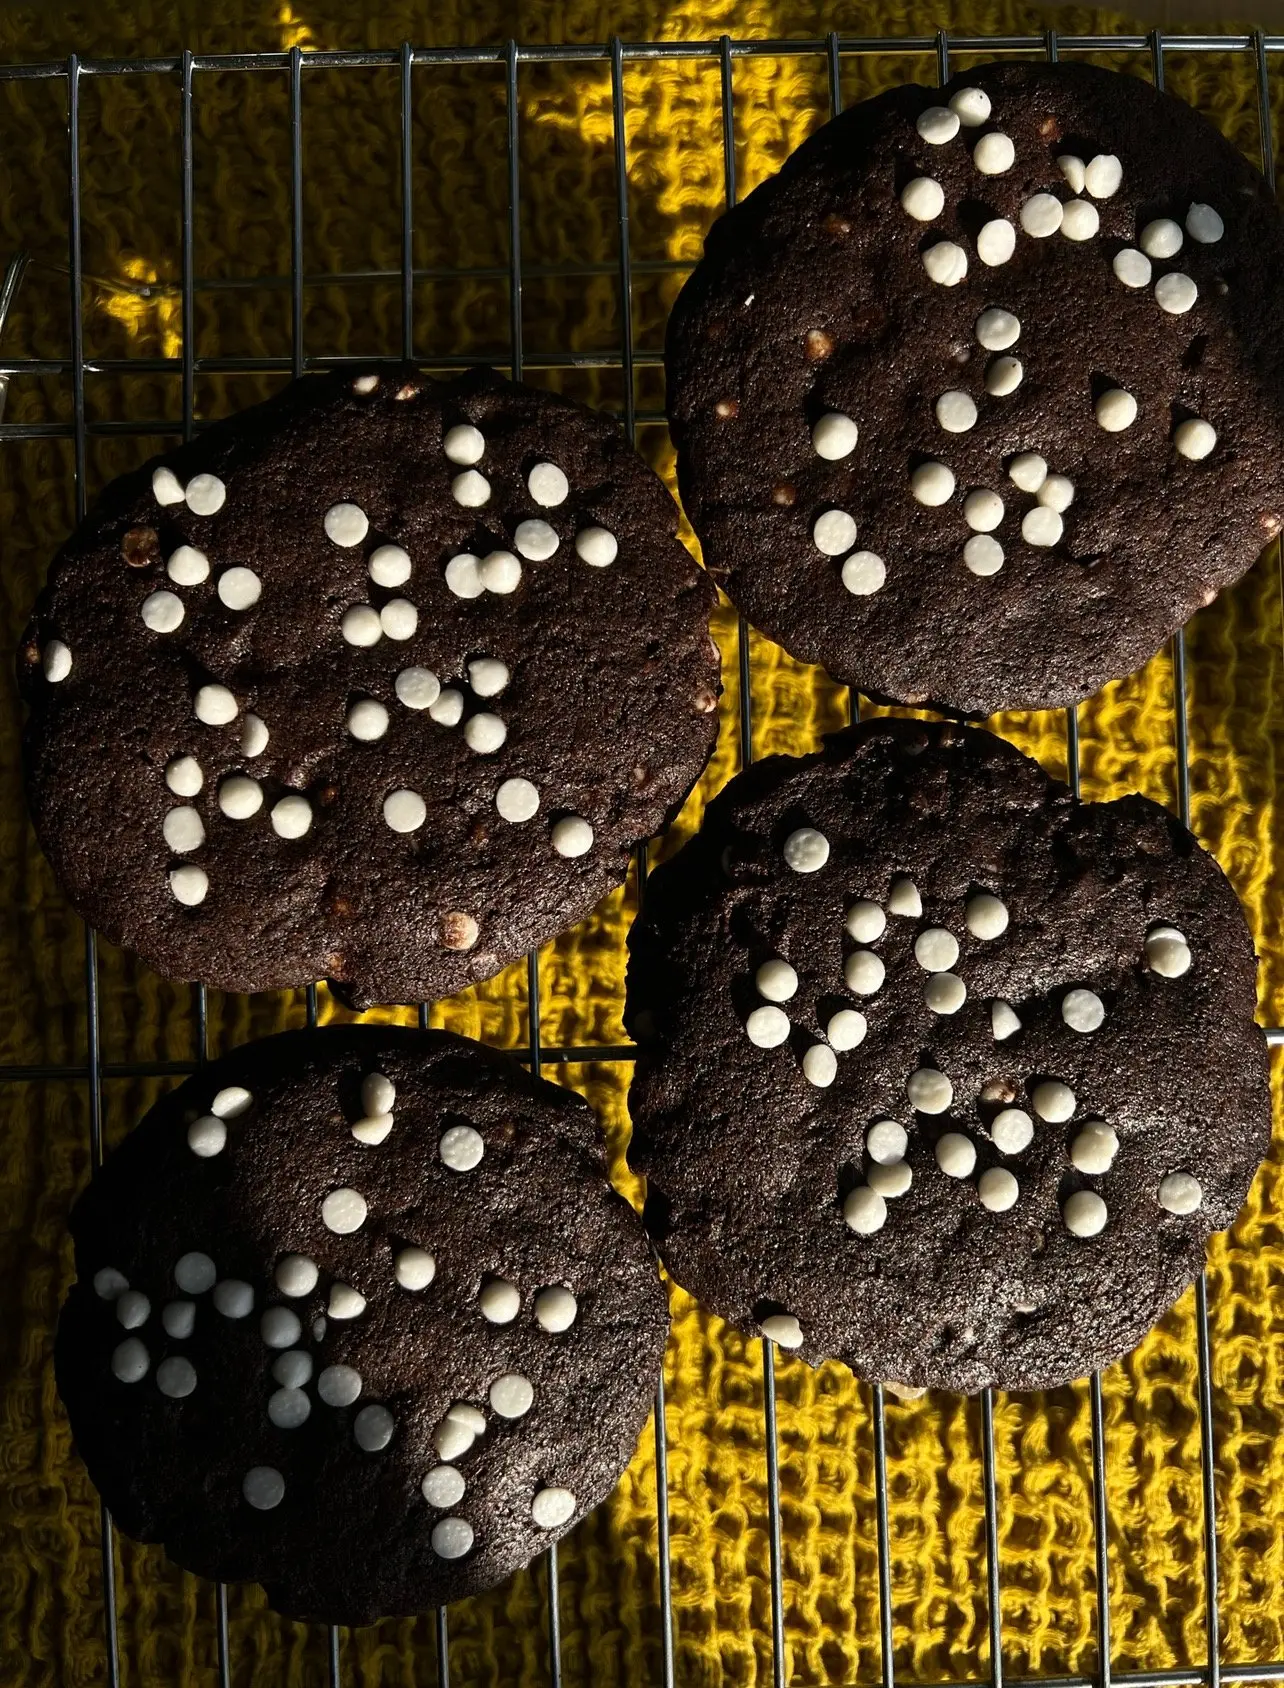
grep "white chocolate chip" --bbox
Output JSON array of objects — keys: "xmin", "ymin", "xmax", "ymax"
[
  {"xmin": 346, "ymin": 699, "xmax": 389, "ymax": 742},
  {"xmin": 445, "ymin": 553, "xmax": 484, "ymax": 599},
  {"xmin": 802, "ymin": 1044, "xmax": 837, "ymax": 1088},
  {"xmin": 949, "ymin": 87, "xmax": 991, "ymax": 126},
  {"xmin": 991, "ymin": 999, "xmax": 1022, "ymax": 1041},
  {"xmin": 444, "ymin": 423, "xmax": 485, "ymax": 465},
  {"xmin": 1141, "ymin": 218, "xmax": 1183, "ymax": 259},
  {"xmin": 241, "ymin": 714, "xmax": 268, "ymax": 757},
  {"xmin": 1031, "ymin": 1080, "xmax": 1076, "ymax": 1123},
  {"xmin": 166, "ymin": 548, "xmax": 209, "ymax": 591},
  {"xmin": 842, "ymin": 551, "xmax": 886, "ymax": 596},
  {"xmin": 826, "ymin": 1008, "xmax": 866, "ymax": 1050},
  {"xmin": 1159, "ymin": 1171, "xmax": 1203, "ymax": 1215},
  {"xmin": 986, "ymin": 356, "xmax": 1023, "ymax": 397},
  {"xmin": 551, "ymin": 815, "xmax": 593, "ymax": 857},
  {"xmin": 845, "ymin": 900, "xmax": 886, "ymax": 943},
  {"xmin": 324, "ymin": 502, "xmax": 369, "ymax": 547},
  {"xmin": 328, "ymin": 1283, "xmax": 366, "ymax": 1319},
  {"xmin": 195, "ymin": 684, "xmax": 237, "ymax": 726},
  {"xmin": 341, "ymin": 604, "xmax": 382, "ymax": 646},
  {"xmin": 917, "ymin": 105, "xmax": 960, "ymax": 144},
  {"xmin": 976, "ymin": 218, "xmax": 1016, "ymax": 266},
  {"xmin": 157, "ymin": 1356, "xmax": 197, "ymax": 1398},
  {"xmin": 1008, "ymin": 453, "xmax": 1047, "ymax": 493},
  {"xmin": 431, "ymin": 1518, "xmax": 474, "ymax": 1559},
  {"xmin": 922, "ymin": 241, "xmax": 968, "ymax": 286},
  {"xmin": 116, "ymin": 1289, "xmax": 150, "ymax": 1329},
  {"xmin": 528, "ymin": 461, "xmax": 569, "ymax": 507},
  {"xmin": 964, "ymin": 535, "xmax": 1004, "ymax": 576},
  {"xmin": 165, "ymin": 756, "xmax": 203, "ymax": 797},
  {"xmin": 1022, "ymin": 506, "xmax": 1063, "ymax": 547},
  {"xmin": 217, "ymin": 567, "xmax": 261, "ymax": 611},
  {"xmin": 1113, "ymin": 248, "xmax": 1152, "ymax": 288},
  {"xmin": 887, "ymin": 876, "xmax": 921, "ymax": 917},
  {"xmin": 1063, "ymin": 1190, "xmax": 1107, "ymax": 1237},
  {"xmin": 174, "ymin": 1251, "xmax": 216, "ymax": 1293},
  {"xmin": 925, "ymin": 972, "xmax": 966, "ymax": 1014},
  {"xmin": 1058, "ymin": 155, "xmax": 1086, "ymax": 193},
  {"xmin": 746, "ymin": 1005, "xmax": 790, "ymax": 1048},
  {"xmin": 975, "ymin": 308, "xmax": 1019, "ymax": 351},
  {"xmin": 867, "ymin": 1159, "xmax": 912, "ymax": 1198},
  {"xmin": 352, "ymin": 1113, "xmax": 392, "ymax": 1145},
  {"xmin": 479, "ymin": 1279, "xmax": 520, "ymax": 1324},
  {"xmin": 213, "ymin": 1279, "xmax": 253, "ymax": 1318},
  {"xmin": 112, "ymin": 1339, "xmax": 149, "ymax": 1383},
  {"xmin": 1071, "ymin": 1121, "xmax": 1118, "ymax": 1174},
  {"xmin": 451, "ymin": 470, "xmax": 490, "ymax": 508},
  {"xmin": 812, "ymin": 412, "xmax": 859, "ymax": 458},
  {"xmin": 843, "ymin": 1185, "xmax": 887, "ymax": 1235},
  {"xmin": 270, "ymin": 795, "xmax": 312, "ymax": 840},
  {"xmin": 261, "ymin": 1306, "xmax": 302, "ymax": 1348},
  {"xmin": 218, "ymin": 774, "xmax": 263, "ymax": 818},
  {"xmin": 965, "ymin": 892, "xmax": 1008, "ymax": 939},
  {"xmin": 514, "ymin": 518, "xmax": 559, "ymax": 561},
  {"xmin": 1084, "ymin": 154, "xmax": 1122, "ymax": 198},
  {"xmin": 813, "ymin": 509, "xmax": 857, "ymax": 556},
  {"xmin": 318, "ymin": 1364, "xmax": 363, "ymax": 1407},
  {"xmin": 1155, "ymin": 272, "xmax": 1197, "ymax": 315},
  {"xmin": 355, "ymin": 1404, "xmax": 395, "ymax": 1451},
  {"xmin": 844, "ymin": 950, "xmax": 885, "ymax": 996},
  {"xmin": 169, "ymin": 865, "xmax": 209, "ymax": 906},
  {"xmin": 464, "ymin": 712, "xmax": 508, "ymax": 755},
  {"xmin": 973, "ymin": 132, "xmax": 1014, "ymax": 175},
  {"xmin": 268, "ymin": 1387, "xmax": 310, "ymax": 1429},
  {"xmin": 1175, "ymin": 419, "xmax": 1217, "ymax": 461},
  {"xmin": 1019, "ymin": 193, "xmax": 1063, "ymax": 238},
  {"xmin": 1146, "ymin": 926, "xmax": 1192, "ymax": 977},
  {"xmin": 141, "ymin": 590, "xmax": 184, "ymax": 633},
  {"xmin": 756, "ymin": 958, "xmax": 798, "ymax": 1002},
  {"xmin": 963, "ymin": 489, "xmax": 1003, "ymax": 532},
  {"xmin": 395, "ymin": 666, "xmax": 441, "ymax": 710},
  {"xmin": 490, "ymin": 1372, "xmax": 534, "ymax": 1418},
  {"xmin": 383, "ymin": 789, "xmax": 426, "ymax": 833},
  {"xmin": 369, "ymin": 544, "xmax": 412, "ymax": 588},
  {"xmin": 991, "ymin": 1107, "xmax": 1033, "ymax": 1155},
  {"xmin": 94, "ymin": 1267, "xmax": 129, "ymax": 1300},
  {"xmin": 867, "ymin": 1119, "xmax": 908, "ymax": 1165},
  {"xmin": 163, "ymin": 806, "xmax": 205, "ymax": 854},
  {"xmin": 447, "ymin": 1402, "xmax": 486, "ymax": 1436},
  {"xmin": 152, "ymin": 466, "xmax": 185, "ymax": 505},
  {"xmin": 272, "ymin": 1350, "xmax": 311, "ymax": 1387},
  {"xmin": 900, "ymin": 176, "xmax": 944, "ymax": 221},
  {"xmin": 911, "ymin": 462, "xmax": 955, "ymax": 506},
  {"xmin": 43, "ymin": 640, "xmax": 72, "ymax": 682},
  {"xmin": 534, "ymin": 1286, "xmax": 578, "ymax": 1332},
  {"xmin": 440, "ymin": 1124, "xmax": 484, "ymax": 1171},
  {"xmin": 935, "ymin": 391, "xmax": 977, "ymax": 433},
  {"xmin": 935, "ymin": 1132, "xmax": 976, "ymax": 1178},
  {"xmin": 187, "ymin": 1115, "xmax": 226, "ymax": 1157},
  {"xmin": 978, "ymin": 1167, "xmax": 1018, "ymax": 1212},
  {"xmin": 359, "ymin": 1072, "xmax": 394, "ymax": 1115},
  {"xmin": 1060, "ymin": 200, "xmax": 1100, "ymax": 241},
  {"xmin": 531, "ymin": 1486, "xmax": 576, "ymax": 1529},
  {"xmin": 380, "ymin": 598, "xmax": 419, "ymax": 640},
  {"xmin": 575, "ymin": 527, "xmax": 618, "ymax": 567},
  {"xmin": 478, "ymin": 550, "xmax": 521, "ymax": 595},
  {"xmin": 1186, "ymin": 202, "xmax": 1224, "ymax": 244},
  {"xmin": 242, "ymin": 1467, "xmax": 285, "ymax": 1510},
  {"xmin": 1062, "ymin": 988, "xmax": 1105, "ymax": 1032},
  {"xmin": 914, "ymin": 927, "xmax": 959, "ymax": 972},
  {"xmin": 275, "ymin": 1254, "xmax": 319, "ymax": 1297},
  {"xmin": 496, "ymin": 778, "xmax": 539, "ymax": 823},
  {"xmin": 422, "ymin": 1466, "xmax": 466, "ymax": 1509},
  {"xmin": 322, "ymin": 1187, "xmax": 368, "ymax": 1235},
  {"xmin": 783, "ymin": 827, "xmax": 829, "ymax": 873},
  {"xmin": 760, "ymin": 1313, "xmax": 803, "ymax": 1349},
  {"xmin": 907, "ymin": 1068, "xmax": 952, "ymax": 1114},
  {"xmin": 1038, "ymin": 475, "xmax": 1075, "ymax": 513},
  {"xmin": 185, "ymin": 474, "xmax": 226, "ymax": 517}
]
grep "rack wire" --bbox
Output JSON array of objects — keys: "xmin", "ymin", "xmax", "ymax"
[{"xmin": 3, "ymin": 24, "xmax": 1283, "ymax": 1688}]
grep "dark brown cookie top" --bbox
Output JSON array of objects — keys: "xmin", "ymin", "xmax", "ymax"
[
  {"xmin": 624, "ymin": 720, "xmax": 1269, "ymax": 1393},
  {"xmin": 56, "ymin": 1029, "xmax": 669, "ymax": 1624},
  {"xmin": 666, "ymin": 60, "xmax": 1284, "ymax": 715},
  {"xmin": 19, "ymin": 366, "xmax": 719, "ymax": 1006}
]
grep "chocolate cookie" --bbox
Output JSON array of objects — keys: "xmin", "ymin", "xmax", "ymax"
[
  {"xmin": 624, "ymin": 720, "xmax": 1269, "ymax": 1392},
  {"xmin": 56, "ymin": 1028, "xmax": 669, "ymax": 1623},
  {"xmin": 19, "ymin": 366, "xmax": 719, "ymax": 1006},
  {"xmin": 666, "ymin": 61, "xmax": 1284, "ymax": 715}
]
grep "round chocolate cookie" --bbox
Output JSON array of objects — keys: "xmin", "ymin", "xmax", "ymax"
[
  {"xmin": 625, "ymin": 720, "xmax": 1269, "ymax": 1392},
  {"xmin": 56, "ymin": 1028, "xmax": 668, "ymax": 1623},
  {"xmin": 19, "ymin": 366, "xmax": 719, "ymax": 1006},
  {"xmin": 666, "ymin": 61, "xmax": 1284, "ymax": 715}
]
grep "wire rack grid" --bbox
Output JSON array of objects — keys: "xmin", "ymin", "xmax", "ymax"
[{"xmin": 3, "ymin": 23, "xmax": 1284, "ymax": 1688}]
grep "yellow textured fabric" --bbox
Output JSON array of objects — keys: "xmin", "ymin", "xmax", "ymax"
[{"xmin": 1, "ymin": 2, "xmax": 1283, "ymax": 1684}]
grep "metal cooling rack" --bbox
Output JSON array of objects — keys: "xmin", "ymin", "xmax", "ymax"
[{"xmin": 3, "ymin": 25, "xmax": 1284, "ymax": 1688}]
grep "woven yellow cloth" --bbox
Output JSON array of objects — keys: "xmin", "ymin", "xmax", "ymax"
[{"xmin": 2, "ymin": 1, "xmax": 1283, "ymax": 1682}]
